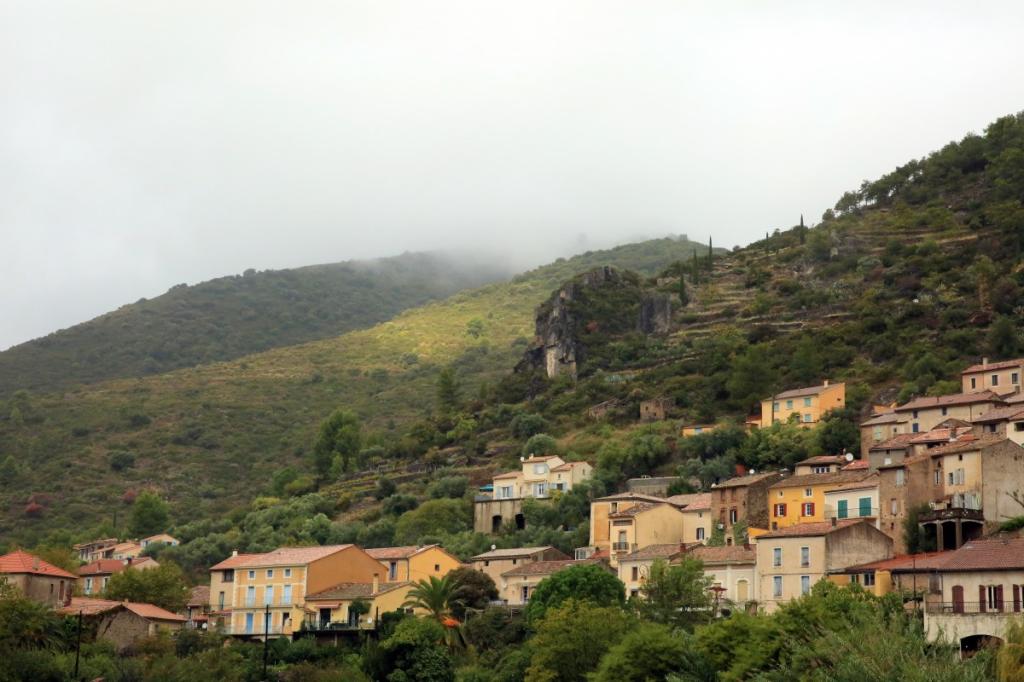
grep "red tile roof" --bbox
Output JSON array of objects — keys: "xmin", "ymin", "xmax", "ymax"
[
  {"xmin": 770, "ymin": 382, "xmax": 843, "ymax": 400},
  {"xmin": 668, "ymin": 493, "xmax": 711, "ymax": 511},
  {"xmin": 757, "ymin": 519, "xmax": 867, "ymax": 539},
  {"xmin": 926, "ymin": 434, "xmax": 1008, "ymax": 457},
  {"xmin": 492, "ymin": 470, "xmax": 521, "ymax": 480},
  {"xmin": 796, "ymin": 455, "xmax": 847, "ymax": 466},
  {"xmin": 501, "ymin": 558, "xmax": 604, "ymax": 578},
  {"xmin": 768, "ymin": 470, "xmax": 872, "ymax": 490},
  {"xmin": 908, "ymin": 426, "xmax": 972, "ymax": 444},
  {"xmin": 842, "ymin": 460, "xmax": 869, "ymax": 470},
  {"xmin": 619, "ymin": 544, "xmax": 686, "ymax": 562},
  {"xmin": 307, "ymin": 581, "xmax": 410, "ymax": 600},
  {"xmin": 230, "ymin": 545, "xmax": 355, "ymax": 568},
  {"xmin": 962, "ymin": 359, "xmax": 1024, "ymax": 374},
  {"xmin": 0, "ymin": 551, "xmax": 77, "ymax": 579},
  {"xmin": 714, "ymin": 472, "xmax": 783, "ymax": 489},
  {"xmin": 470, "ymin": 546, "xmax": 569, "ymax": 561},
  {"xmin": 842, "ymin": 552, "xmax": 954, "ymax": 573},
  {"xmin": 77, "ymin": 557, "xmax": 156, "ymax": 577},
  {"xmin": 896, "ymin": 391, "xmax": 1003, "ymax": 412},
  {"xmin": 932, "ymin": 538, "xmax": 1024, "ymax": 572},
  {"xmin": 366, "ymin": 546, "xmax": 425, "ymax": 560},
  {"xmin": 869, "ymin": 433, "xmax": 917, "ymax": 451}
]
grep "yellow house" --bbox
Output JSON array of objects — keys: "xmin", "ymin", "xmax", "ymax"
[
  {"xmin": 304, "ymin": 576, "xmax": 414, "ymax": 630},
  {"xmin": 491, "ymin": 454, "xmax": 593, "ymax": 500},
  {"xmin": 760, "ymin": 381, "xmax": 845, "ymax": 428},
  {"xmin": 617, "ymin": 545, "xmax": 687, "ymax": 598},
  {"xmin": 669, "ymin": 493, "xmax": 712, "ymax": 544},
  {"xmin": 587, "ymin": 493, "xmax": 689, "ymax": 566},
  {"xmin": 755, "ymin": 519, "xmax": 893, "ymax": 612},
  {"xmin": 208, "ymin": 552, "xmax": 265, "ymax": 629},
  {"xmin": 681, "ymin": 424, "xmax": 718, "ymax": 437},
  {"xmin": 822, "ymin": 475, "xmax": 880, "ymax": 527},
  {"xmin": 767, "ymin": 470, "xmax": 873, "ymax": 530},
  {"xmin": 223, "ymin": 545, "xmax": 385, "ymax": 637},
  {"xmin": 365, "ymin": 545, "xmax": 462, "ymax": 583}
]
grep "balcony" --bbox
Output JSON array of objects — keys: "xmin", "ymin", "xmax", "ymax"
[
  {"xmin": 302, "ymin": 620, "xmax": 365, "ymax": 632},
  {"xmin": 612, "ymin": 542, "xmax": 637, "ymax": 552},
  {"xmin": 919, "ymin": 508, "xmax": 983, "ymax": 523}
]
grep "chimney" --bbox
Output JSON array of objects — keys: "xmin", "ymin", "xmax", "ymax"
[
  {"xmin": 372, "ymin": 573, "xmax": 379, "ymax": 594},
  {"xmin": 983, "ymin": 357, "xmax": 989, "ymax": 367},
  {"xmin": 231, "ymin": 550, "xmax": 238, "ymax": 557},
  {"xmin": 823, "ymin": 379, "xmax": 829, "ymax": 387}
]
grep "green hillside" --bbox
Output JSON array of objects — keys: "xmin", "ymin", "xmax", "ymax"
[
  {"xmin": 0, "ymin": 236, "xmax": 716, "ymax": 544},
  {"xmin": 0, "ymin": 252, "xmax": 512, "ymax": 396}
]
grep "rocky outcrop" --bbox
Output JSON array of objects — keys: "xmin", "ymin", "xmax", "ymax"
[{"xmin": 517, "ymin": 266, "xmax": 670, "ymax": 380}]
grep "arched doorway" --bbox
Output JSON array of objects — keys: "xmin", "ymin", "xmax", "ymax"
[{"xmin": 960, "ymin": 634, "xmax": 1002, "ymax": 658}]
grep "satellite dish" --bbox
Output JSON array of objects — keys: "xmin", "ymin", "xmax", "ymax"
[
  {"xmin": 491, "ymin": 544, "xmax": 496, "ymax": 551},
  {"xmin": 520, "ymin": 456, "xmax": 525, "ymax": 462},
  {"xmin": 845, "ymin": 452, "xmax": 854, "ymax": 462}
]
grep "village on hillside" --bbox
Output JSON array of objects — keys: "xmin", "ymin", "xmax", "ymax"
[{"xmin": 7, "ymin": 357, "xmax": 1024, "ymax": 660}]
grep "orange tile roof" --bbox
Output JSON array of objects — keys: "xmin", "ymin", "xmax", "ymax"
[
  {"xmin": 896, "ymin": 391, "xmax": 1003, "ymax": 412},
  {"xmin": 620, "ymin": 544, "xmax": 686, "ymax": 562},
  {"xmin": 550, "ymin": 461, "xmax": 590, "ymax": 472},
  {"xmin": 78, "ymin": 559, "xmax": 129, "ymax": 576},
  {"xmin": 469, "ymin": 546, "xmax": 569, "ymax": 561},
  {"xmin": 59, "ymin": 597, "xmax": 185, "ymax": 621},
  {"xmin": 688, "ymin": 545, "xmax": 756, "ymax": 564},
  {"xmin": 842, "ymin": 460, "xmax": 869, "ymax": 470},
  {"xmin": 492, "ymin": 470, "xmax": 521, "ymax": 480},
  {"xmin": 770, "ymin": 382, "xmax": 842, "ymax": 400},
  {"xmin": 669, "ymin": 493, "xmax": 711, "ymax": 510},
  {"xmin": 0, "ymin": 551, "xmax": 77, "ymax": 579},
  {"xmin": 842, "ymin": 551, "xmax": 954, "ymax": 573},
  {"xmin": 501, "ymin": 558, "xmax": 605, "ymax": 578},
  {"xmin": 714, "ymin": 472, "xmax": 783, "ymax": 489},
  {"xmin": 768, "ymin": 470, "xmax": 872, "ymax": 490},
  {"xmin": 757, "ymin": 519, "xmax": 868, "ymax": 539},
  {"xmin": 962, "ymin": 359, "xmax": 1024, "ymax": 374},
  {"xmin": 972, "ymin": 406, "xmax": 1024, "ymax": 423},
  {"xmin": 366, "ymin": 545, "xmax": 455, "ymax": 561},
  {"xmin": 209, "ymin": 553, "xmax": 266, "ymax": 570},
  {"xmin": 926, "ymin": 434, "xmax": 1007, "ymax": 457},
  {"xmin": 796, "ymin": 455, "xmax": 847, "ymax": 466},
  {"xmin": 306, "ymin": 581, "xmax": 410, "ymax": 600},
  {"xmin": 231, "ymin": 545, "xmax": 355, "ymax": 568},
  {"xmin": 908, "ymin": 426, "xmax": 972, "ymax": 444},
  {"xmin": 869, "ymin": 433, "xmax": 917, "ymax": 451},
  {"xmin": 931, "ymin": 538, "xmax": 1024, "ymax": 572}
]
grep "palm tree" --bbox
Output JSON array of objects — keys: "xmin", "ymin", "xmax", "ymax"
[{"xmin": 400, "ymin": 574, "xmax": 465, "ymax": 621}]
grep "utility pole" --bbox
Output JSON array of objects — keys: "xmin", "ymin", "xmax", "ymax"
[
  {"xmin": 262, "ymin": 603, "xmax": 270, "ymax": 680},
  {"xmin": 73, "ymin": 610, "xmax": 83, "ymax": 680}
]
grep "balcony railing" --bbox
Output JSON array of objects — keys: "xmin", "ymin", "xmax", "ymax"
[
  {"xmin": 919, "ymin": 508, "xmax": 984, "ymax": 523},
  {"xmin": 612, "ymin": 542, "xmax": 637, "ymax": 552},
  {"xmin": 302, "ymin": 620, "xmax": 364, "ymax": 632},
  {"xmin": 825, "ymin": 507, "xmax": 880, "ymax": 520},
  {"xmin": 222, "ymin": 623, "xmax": 284, "ymax": 635},
  {"xmin": 926, "ymin": 602, "xmax": 1021, "ymax": 615}
]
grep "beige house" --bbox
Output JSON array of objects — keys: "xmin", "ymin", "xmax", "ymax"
[
  {"xmin": 671, "ymin": 493, "xmax": 712, "ymax": 543},
  {"xmin": 78, "ymin": 557, "xmax": 159, "ymax": 596},
  {"xmin": 474, "ymin": 455, "xmax": 593, "ymax": 534},
  {"xmin": 304, "ymin": 576, "xmax": 414, "ymax": 631},
  {"xmin": 794, "ymin": 455, "xmax": 847, "ymax": 475},
  {"xmin": 0, "ymin": 551, "xmax": 76, "ymax": 607},
  {"xmin": 970, "ymin": 405, "xmax": 1024, "ymax": 444},
  {"xmin": 822, "ymin": 474, "xmax": 880, "ymax": 528},
  {"xmin": 760, "ymin": 381, "xmax": 845, "ymax": 428},
  {"xmin": 60, "ymin": 597, "xmax": 185, "ymax": 651},
  {"xmin": 111, "ymin": 542, "xmax": 143, "ymax": 560},
  {"xmin": 961, "ymin": 358, "xmax": 1024, "ymax": 396},
  {"xmin": 689, "ymin": 544, "xmax": 757, "ymax": 608},
  {"xmin": 499, "ymin": 559, "xmax": 609, "ymax": 605},
  {"xmin": 867, "ymin": 433, "xmax": 916, "ymax": 470},
  {"xmin": 470, "ymin": 546, "xmax": 569, "ymax": 587},
  {"xmin": 755, "ymin": 519, "xmax": 893, "ymax": 612},
  {"xmin": 922, "ymin": 537, "xmax": 1024, "ymax": 653},
  {"xmin": 140, "ymin": 534, "xmax": 179, "ymax": 549},
  {"xmin": 365, "ymin": 545, "xmax": 462, "ymax": 583},
  {"xmin": 73, "ymin": 538, "xmax": 119, "ymax": 563},
  {"xmin": 617, "ymin": 544, "xmax": 687, "ymax": 597},
  {"xmin": 895, "ymin": 391, "xmax": 1003, "ymax": 435},
  {"xmin": 859, "ymin": 411, "xmax": 907, "ymax": 458},
  {"xmin": 588, "ymin": 494, "xmax": 688, "ymax": 566},
  {"xmin": 214, "ymin": 545, "xmax": 386, "ymax": 637},
  {"xmin": 208, "ymin": 551, "xmax": 265, "ymax": 628}
]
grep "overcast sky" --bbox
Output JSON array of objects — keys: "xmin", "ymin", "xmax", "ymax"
[{"xmin": 2, "ymin": 1, "xmax": 1024, "ymax": 350}]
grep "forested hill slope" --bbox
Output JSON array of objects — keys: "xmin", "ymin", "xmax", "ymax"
[
  {"xmin": 0, "ymin": 236, "xmax": 717, "ymax": 543},
  {"xmin": 0, "ymin": 252, "xmax": 513, "ymax": 396}
]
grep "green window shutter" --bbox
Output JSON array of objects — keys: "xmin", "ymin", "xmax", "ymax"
[
  {"xmin": 837, "ymin": 500, "xmax": 848, "ymax": 519},
  {"xmin": 859, "ymin": 497, "xmax": 872, "ymax": 517}
]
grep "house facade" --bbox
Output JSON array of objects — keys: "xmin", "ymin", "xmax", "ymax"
[
  {"xmin": 78, "ymin": 557, "xmax": 158, "ymax": 596},
  {"xmin": 470, "ymin": 546, "xmax": 569, "ymax": 586},
  {"xmin": 304, "ymin": 576, "xmax": 413, "ymax": 631},
  {"xmin": 473, "ymin": 455, "xmax": 593, "ymax": 534},
  {"xmin": 755, "ymin": 519, "xmax": 893, "ymax": 612},
  {"xmin": 767, "ymin": 470, "xmax": 873, "ymax": 530},
  {"xmin": 671, "ymin": 493, "xmax": 712, "ymax": 543},
  {"xmin": 859, "ymin": 411, "xmax": 907, "ymax": 458},
  {"xmin": 0, "ymin": 551, "xmax": 76, "ymax": 607},
  {"xmin": 961, "ymin": 358, "xmax": 1024, "ymax": 396},
  {"xmin": 365, "ymin": 545, "xmax": 462, "ymax": 584},
  {"xmin": 822, "ymin": 475, "xmax": 880, "ymax": 528},
  {"xmin": 894, "ymin": 391, "xmax": 1003, "ymax": 434},
  {"xmin": 588, "ymin": 495, "xmax": 688, "ymax": 566},
  {"xmin": 710, "ymin": 472, "xmax": 784, "ymax": 535},
  {"xmin": 499, "ymin": 559, "xmax": 609, "ymax": 605},
  {"xmin": 760, "ymin": 381, "xmax": 845, "ymax": 428},
  {"xmin": 689, "ymin": 544, "xmax": 757, "ymax": 608},
  {"xmin": 60, "ymin": 597, "xmax": 185, "ymax": 651},
  {"xmin": 616, "ymin": 544, "xmax": 686, "ymax": 598}
]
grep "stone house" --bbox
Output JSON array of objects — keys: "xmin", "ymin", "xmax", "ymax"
[
  {"xmin": 469, "ymin": 546, "xmax": 569, "ymax": 587},
  {"xmin": 755, "ymin": 519, "xmax": 893, "ymax": 613},
  {"xmin": 867, "ymin": 433, "xmax": 917, "ymax": 470},
  {"xmin": 78, "ymin": 557, "xmax": 159, "ymax": 596},
  {"xmin": 639, "ymin": 397, "xmax": 673, "ymax": 422},
  {"xmin": 710, "ymin": 471, "xmax": 784, "ymax": 534},
  {"xmin": 877, "ymin": 453, "xmax": 932, "ymax": 553},
  {"xmin": 894, "ymin": 391, "xmax": 1003, "ymax": 434},
  {"xmin": 60, "ymin": 597, "xmax": 185, "ymax": 651},
  {"xmin": 473, "ymin": 455, "xmax": 593, "ymax": 534},
  {"xmin": 617, "ymin": 544, "xmax": 687, "ymax": 598},
  {"xmin": 970, "ymin": 405, "xmax": 1024, "ymax": 444},
  {"xmin": 0, "ymin": 551, "xmax": 76, "ymax": 607},
  {"xmin": 859, "ymin": 411, "xmax": 908, "ymax": 458},
  {"xmin": 960, "ymin": 357, "xmax": 1024, "ymax": 396}
]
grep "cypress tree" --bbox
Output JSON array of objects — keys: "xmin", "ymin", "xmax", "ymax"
[
  {"xmin": 679, "ymin": 276, "xmax": 689, "ymax": 306},
  {"xmin": 799, "ymin": 214, "xmax": 806, "ymax": 245},
  {"xmin": 691, "ymin": 250, "xmax": 699, "ymax": 285}
]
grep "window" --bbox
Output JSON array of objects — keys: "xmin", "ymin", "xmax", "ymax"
[
  {"xmin": 610, "ymin": 502, "xmax": 618, "ymax": 513},
  {"xmin": 863, "ymin": 572, "xmax": 875, "ymax": 587},
  {"xmin": 934, "ymin": 469, "xmax": 941, "ymax": 486},
  {"xmin": 534, "ymin": 483, "xmax": 548, "ymax": 497},
  {"xmin": 264, "ymin": 585, "xmax": 274, "ymax": 606},
  {"xmin": 786, "ymin": 400, "xmax": 794, "ymax": 409},
  {"xmin": 890, "ymin": 498, "xmax": 898, "ymax": 515},
  {"xmin": 778, "ymin": 491, "xmax": 784, "ymax": 498},
  {"xmin": 282, "ymin": 585, "xmax": 292, "ymax": 605},
  {"xmin": 773, "ymin": 576, "xmax": 783, "ymax": 598},
  {"xmin": 802, "ymin": 413, "xmax": 812, "ymax": 423},
  {"xmin": 872, "ymin": 426, "xmax": 883, "ymax": 441},
  {"xmin": 773, "ymin": 503, "xmax": 787, "ymax": 517},
  {"xmin": 389, "ymin": 562, "xmax": 397, "ymax": 580},
  {"xmin": 533, "ymin": 463, "xmax": 547, "ymax": 475},
  {"xmin": 800, "ymin": 546, "xmax": 810, "ymax": 567},
  {"xmin": 993, "ymin": 374, "xmax": 1000, "ymax": 387},
  {"xmin": 729, "ymin": 508, "xmax": 738, "ymax": 524},
  {"xmin": 434, "ymin": 564, "xmax": 440, "ymax": 572},
  {"xmin": 284, "ymin": 569, "xmax": 291, "ymax": 578},
  {"xmin": 883, "ymin": 456, "xmax": 892, "ymax": 465},
  {"xmin": 694, "ymin": 427, "xmax": 703, "ymax": 434},
  {"xmin": 837, "ymin": 500, "xmax": 848, "ymax": 519},
  {"xmin": 912, "ymin": 410, "xmax": 919, "ymax": 419},
  {"xmin": 895, "ymin": 469, "xmax": 905, "ymax": 486},
  {"xmin": 858, "ymin": 497, "xmax": 872, "ymax": 517},
  {"xmin": 246, "ymin": 586, "xmax": 256, "ymax": 607},
  {"xmin": 804, "ymin": 488, "xmax": 813, "ymax": 497},
  {"xmin": 244, "ymin": 613, "xmax": 254, "ymax": 634},
  {"xmin": 498, "ymin": 485, "xmax": 513, "ymax": 499},
  {"xmin": 1016, "ymin": 422, "xmax": 1024, "ymax": 432},
  {"xmin": 941, "ymin": 407, "xmax": 948, "ymax": 416},
  {"xmin": 1014, "ymin": 373, "xmax": 1020, "ymax": 385},
  {"xmin": 802, "ymin": 502, "xmax": 814, "ymax": 517},
  {"xmin": 801, "ymin": 575, "xmax": 810, "ymax": 595},
  {"xmin": 84, "ymin": 577, "xmax": 93, "ymax": 594},
  {"xmin": 696, "ymin": 527, "xmax": 705, "ymax": 541},
  {"xmin": 248, "ymin": 570, "xmax": 255, "ymax": 580},
  {"xmin": 912, "ymin": 423, "xmax": 920, "ymax": 433},
  {"xmin": 773, "ymin": 548, "xmax": 782, "ymax": 567},
  {"xmin": 773, "ymin": 401, "xmax": 780, "ymax": 411},
  {"xmin": 223, "ymin": 569, "xmax": 235, "ymax": 583},
  {"xmin": 631, "ymin": 566, "xmax": 639, "ymax": 581},
  {"xmin": 971, "ymin": 377, "xmax": 977, "ymax": 389},
  {"xmin": 804, "ymin": 397, "xmax": 812, "ymax": 407},
  {"xmin": 218, "ymin": 591, "xmax": 225, "ymax": 610},
  {"xmin": 266, "ymin": 569, "xmax": 274, "ymax": 579}
]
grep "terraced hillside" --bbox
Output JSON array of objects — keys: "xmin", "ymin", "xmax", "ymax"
[{"xmin": 0, "ymin": 236, "xmax": 717, "ymax": 544}]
